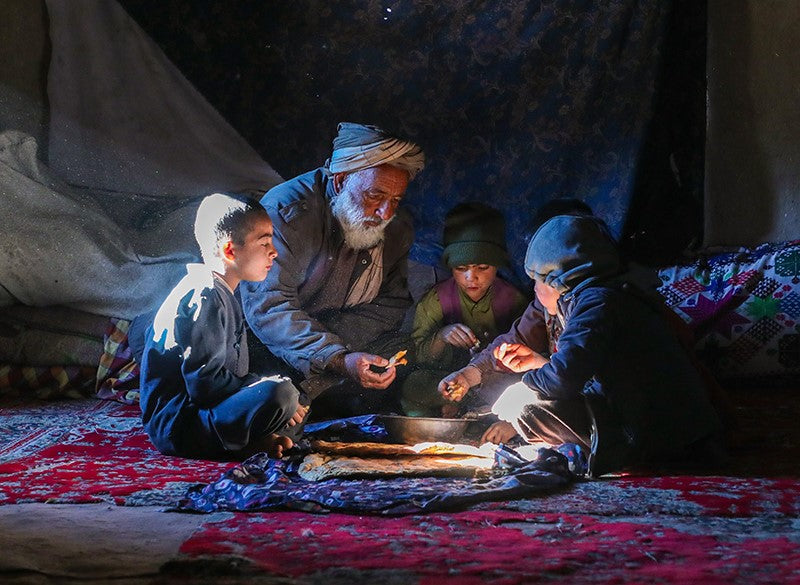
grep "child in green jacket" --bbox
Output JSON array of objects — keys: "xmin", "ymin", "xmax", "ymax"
[{"xmin": 400, "ymin": 203, "xmax": 527, "ymax": 417}]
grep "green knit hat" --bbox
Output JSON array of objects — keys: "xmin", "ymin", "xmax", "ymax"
[{"xmin": 442, "ymin": 202, "xmax": 509, "ymax": 268}]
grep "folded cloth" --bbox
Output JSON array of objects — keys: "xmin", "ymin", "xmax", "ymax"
[{"xmin": 303, "ymin": 414, "xmax": 388, "ymax": 442}]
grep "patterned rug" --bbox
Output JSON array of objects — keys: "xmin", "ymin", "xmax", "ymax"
[
  {"xmin": 173, "ymin": 455, "xmax": 800, "ymax": 583},
  {"xmin": 2, "ymin": 396, "xmax": 799, "ymax": 584},
  {"xmin": 0, "ymin": 397, "xmax": 228, "ymax": 505},
  {"xmin": 175, "ymin": 505, "xmax": 800, "ymax": 584}
]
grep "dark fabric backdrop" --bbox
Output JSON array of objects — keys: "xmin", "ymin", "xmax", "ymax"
[{"xmin": 120, "ymin": 0, "xmax": 705, "ymax": 283}]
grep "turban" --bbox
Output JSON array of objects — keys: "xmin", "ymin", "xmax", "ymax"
[
  {"xmin": 524, "ymin": 215, "xmax": 621, "ymax": 293},
  {"xmin": 326, "ymin": 122, "xmax": 425, "ymax": 179}
]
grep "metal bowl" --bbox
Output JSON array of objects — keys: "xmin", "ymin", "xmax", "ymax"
[{"xmin": 381, "ymin": 415, "xmax": 470, "ymax": 444}]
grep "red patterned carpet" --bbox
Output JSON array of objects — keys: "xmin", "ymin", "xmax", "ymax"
[
  {"xmin": 1, "ymin": 394, "xmax": 799, "ymax": 584},
  {"xmin": 0, "ymin": 397, "xmax": 229, "ymax": 506},
  {"xmin": 178, "ymin": 508, "xmax": 799, "ymax": 584}
]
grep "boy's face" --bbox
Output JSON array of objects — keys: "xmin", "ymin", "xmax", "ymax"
[
  {"xmin": 229, "ymin": 213, "xmax": 277, "ymax": 283},
  {"xmin": 534, "ymin": 279, "xmax": 561, "ymax": 316},
  {"xmin": 452, "ymin": 264, "xmax": 497, "ymax": 302}
]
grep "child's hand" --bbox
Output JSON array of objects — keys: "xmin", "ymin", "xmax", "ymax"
[
  {"xmin": 438, "ymin": 323, "xmax": 479, "ymax": 350},
  {"xmin": 437, "ymin": 371, "xmax": 470, "ymax": 402},
  {"xmin": 493, "ymin": 342, "xmax": 548, "ymax": 373},
  {"xmin": 480, "ymin": 421, "xmax": 518, "ymax": 445}
]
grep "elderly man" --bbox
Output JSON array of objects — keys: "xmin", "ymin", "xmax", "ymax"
[{"xmin": 241, "ymin": 122, "xmax": 425, "ymax": 418}]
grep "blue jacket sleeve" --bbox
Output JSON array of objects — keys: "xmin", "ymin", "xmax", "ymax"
[
  {"xmin": 523, "ymin": 290, "xmax": 613, "ymax": 400},
  {"xmin": 240, "ymin": 181, "xmax": 349, "ymax": 376},
  {"xmin": 469, "ymin": 299, "xmax": 549, "ymax": 373}
]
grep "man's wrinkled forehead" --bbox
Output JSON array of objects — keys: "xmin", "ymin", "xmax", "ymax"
[{"xmin": 345, "ymin": 165, "xmax": 409, "ymax": 195}]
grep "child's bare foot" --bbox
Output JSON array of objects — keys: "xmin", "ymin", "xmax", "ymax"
[
  {"xmin": 242, "ymin": 433, "xmax": 294, "ymax": 459},
  {"xmin": 263, "ymin": 433, "xmax": 294, "ymax": 458}
]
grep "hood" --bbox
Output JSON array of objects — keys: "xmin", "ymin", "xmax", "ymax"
[{"xmin": 524, "ymin": 215, "xmax": 621, "ymax": 293}]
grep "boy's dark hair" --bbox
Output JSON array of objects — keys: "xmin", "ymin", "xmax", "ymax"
[{"xmin": 194, "ymin": 193, "xmax": 268, "ymax": 262}]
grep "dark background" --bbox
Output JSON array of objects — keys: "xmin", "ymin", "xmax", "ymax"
[{"xmin": 119, "ymin": 0, "xmax": 706, "ymax": 279}]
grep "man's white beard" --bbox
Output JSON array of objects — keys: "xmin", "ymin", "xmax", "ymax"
[{"xmin": 331, "ymin": 192, "xmax": 392, "ymax": 250}]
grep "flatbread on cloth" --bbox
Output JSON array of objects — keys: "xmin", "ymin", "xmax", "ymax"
[
  {"xmin": 298, "ymin": 452, "xmax": 494, "ymax": 481},
  {"xmin": 309, "ymin": 440, "xmax": 492, "ymax": 459}
]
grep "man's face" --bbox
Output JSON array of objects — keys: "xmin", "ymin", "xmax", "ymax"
[{"xmin": 331, "ymin": 165, "xmax": 410, "ymax": 250}]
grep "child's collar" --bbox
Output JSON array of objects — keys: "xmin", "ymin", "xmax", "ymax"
[{"xmin": 212, "ymin": 271, "xmax": 236, "ymax": 294}]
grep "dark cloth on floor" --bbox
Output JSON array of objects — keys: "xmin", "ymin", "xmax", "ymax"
[
  {"xmin": 139, "ymin": 265, "xmax": 301, "ymax": 459},
  {"xmin": 178, "ymin": 437, "xmax": 577, "ymax": 516}
]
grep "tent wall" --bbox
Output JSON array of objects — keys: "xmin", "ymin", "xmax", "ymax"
[
  {"xmin": 706, "ymin": 0, "xmax": 800, "ymax": 247},
  {"xmin": 1, "ymin": 0, "xmax": 285, "ymax": 319},
  {"xmin": 121, "ymin": 0, "xmax": 676, "ymax": 282},
  {"xmin": 0, "ymin": 0, "xmax": 49, "ymax": 148}
]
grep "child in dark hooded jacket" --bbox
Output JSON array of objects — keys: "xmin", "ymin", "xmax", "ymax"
[{"xmin": 486, "ymin": 214, "xmax": 723, "ymax": 476}]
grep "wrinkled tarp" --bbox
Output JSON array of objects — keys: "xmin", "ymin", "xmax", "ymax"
[
  {"xmin": 0, "ymin": 131, "xmax": 190, "ymax": 317},
  {"xmin": 45, "ymin": 0, "xmax": 282, "ymax": 198},
  {"xmin": 1, "ymin": 0, "xmax": 283, "ymax": 318}
]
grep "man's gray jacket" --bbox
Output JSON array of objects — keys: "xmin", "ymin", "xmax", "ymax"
[{"xmin": 240, "ymin": 168, "xmax": 413, "ymax": 377}]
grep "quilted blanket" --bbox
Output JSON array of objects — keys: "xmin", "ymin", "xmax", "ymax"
[{"xmin": 658, "ymin": 240, "xmax": 800, "ymax": 381}]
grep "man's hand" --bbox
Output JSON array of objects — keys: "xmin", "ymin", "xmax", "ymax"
[
  {"xmin": 438, "ymin": 324, "xmax": 479, "ymax": 350},
  {"xmin": 493, "ymin": 342, "xmax": 549, "ymax": 373},
  {"xmin": 343, "ymin": 352, "xmax": 396, "ymax": 389},
  {"xmin": 437, "ymin": 366, "xmax": 481, "ymax": 402},
  {"xmin": 480, "ymin": 421, "xmax": 518, "ymax": 445}
]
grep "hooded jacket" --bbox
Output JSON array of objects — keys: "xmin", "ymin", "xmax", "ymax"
[{"xmin": 522, "ymin": 215, "xmax": 721, "ymax": 458}]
